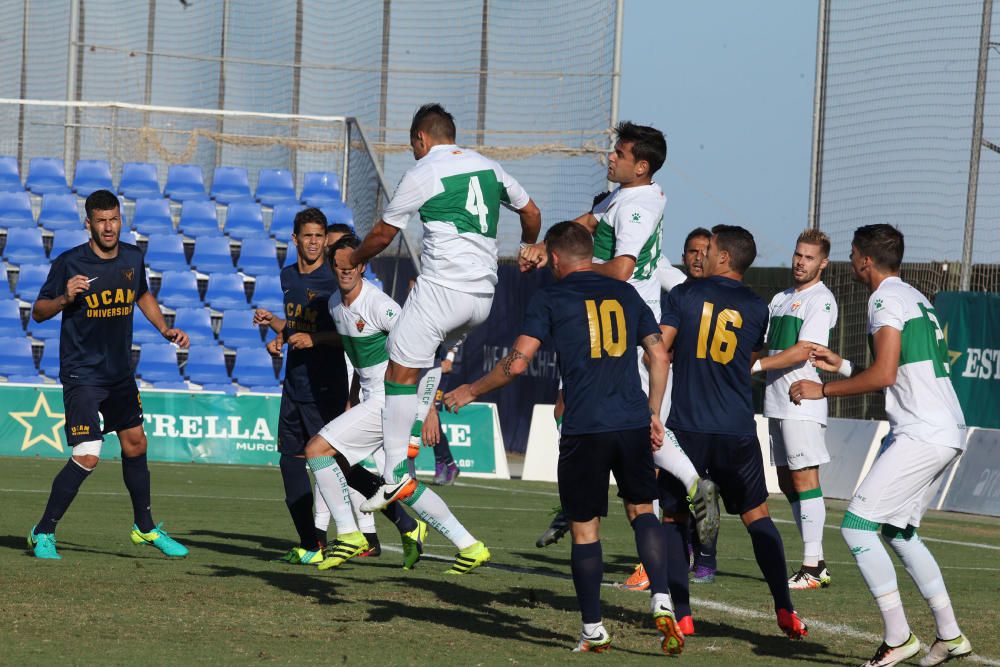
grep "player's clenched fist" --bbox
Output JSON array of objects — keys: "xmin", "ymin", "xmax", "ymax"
[
  {"xmin": 64, "ymin": 274, "xmax": 91, "ymax": 303},
  {"xmin": 252, "ymin": 308, "xmax": 274, "ymax": 326},
  {"xmin": 442, "ymin": 385, "xmax": 476, "ymax": 413},
  {"xmin": 517, "ymin": 242, "xmax": 547, "ymax": 272}
]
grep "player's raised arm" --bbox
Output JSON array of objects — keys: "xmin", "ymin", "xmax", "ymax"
[
  {"xmin": 350, "ymin": 220, "xmax": 400, "ymax": 267},
  {"xmin": 443, "ymin": 335, "xmax": 542, "ymax": 411},
  {"xmin": 790, "ymin": 325, "xmax": 900, "ymax": 404}
]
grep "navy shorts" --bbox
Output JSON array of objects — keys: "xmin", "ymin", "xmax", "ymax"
[
  {"xmin": 277, "ymin": 392, "xmax": 344, "ymax": 456},
  {"xmin": 62, "ymin": 377, "xmax": 144, "ymax": 446},
  {"xmin": 659, "ymin": 429, "xmax": 769, "ymax": 516},
  {"xmin": 558, "ymin": 426, "xmax": 657, "ymax": 522}
]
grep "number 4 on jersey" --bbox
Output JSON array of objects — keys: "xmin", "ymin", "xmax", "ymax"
[{"xmin": 465, "ymin": 176, "xmax": 489, "ymax": 233}]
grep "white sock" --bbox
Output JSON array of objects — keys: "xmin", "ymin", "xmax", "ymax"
[
  {"xmin": 652, "ymin": 499, "xmax": 661, "ymax": 519},
  {"xmin": 653, "ymin": 431, "xmax": 699, "ymax": 490},
  {"xmin": 308, "ymin": 456, "xmax": 358, "ymax": 536},
  {"xmin": 843, "ymin": 520, "xmax": 909, "ymax": 645},
  {"xmin": 313, "ymin": 482, "xmax": 331, "ymax": 532},
  {"xmin": 582, "ymin": 621, "xmax": 603, "ymax": 637},
  {"xmin": 403, "ymin": 482, "xmax": 476, "ymax": 549},
  {"xmin": 650, "ymin": 592, "xmax": 673, "ymax": 613},
  {"xmin": 799, "ymin": 491, "xmax": 825, "ymax": 566},
  {"xmin": 349, "ymin": 485, "xmax": 376, "ymax": 533},
  {"xmin": 886, "ymin": 529, "xmax": 961, "ymax": 640},
  {"xmin": 382, "ymin": 389, "xmax": 418, "ymax": 483}
]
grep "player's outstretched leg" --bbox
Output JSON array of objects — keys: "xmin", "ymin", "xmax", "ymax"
[
  {"xmin": 632, "ymin": 512, "xmax": 683, "ymax": 655},
  {"xmin": 29, "ymin": 449, "xmax": 99, "ymax": 559},
  {"xmin": 883, "ymin": 526, "xmax": 972, "ymax": 666},
  {"xmin": 344, "ymin": 463, "xmax": 426, "ymax": 569},
  {"xmin": 659, "ymin": 518, "xmax": 694, "ymax": 633},
  {"xmin": 744, "ymin": 507, "xmax": 807, "ymax": 639},
  {"xmin": 362, "ymin": 377, "xmax": 420, "ymax": 512},
  {"xmin": 536, "ymin": 507, "xmax": 570, "ymax": 548},
  {"xmin": 276, "ymin": 453, "xmax": 322, "ymax": 563},
  {"xmin": 306, "ymin": 445, "xmax": 366, "ymax": 569},
  {"xmin": 401, "ymin": 482, "xmax": 489, "ymax": 574},
  {"xmin": 570, "ymin": 537, "xmax": 611, "ymax": 653},
  {"xmin": 842, "ymin": 513, "xmax": 920, "ymax": 665}
]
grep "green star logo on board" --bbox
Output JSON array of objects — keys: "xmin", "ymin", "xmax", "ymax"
[
  {"xmin": 942, "ymin": 323, "xmax": 963, "ymax": 369},
  {"xmin": 631, "ymin": 212, "xmax": 641, "ymax": 223},
  {"xmin": 10, "ymin": 392, "xmax": 65, "ymax": 453},
  {"xmin": 874, "ymin": 299, "xmax": 883, "ymax": 310}
]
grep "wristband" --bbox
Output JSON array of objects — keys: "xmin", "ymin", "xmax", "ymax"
[
  {"xmin": 519, "ymin": 241, "xmax": 531, "ymax": 250},
  {"xmin": 751, "ymin": 359, "xmax": 763, "ymax": 374},
  {"xmin": 445, "ymin": 350, "xmax": 457, "ymax": 363},
  {"xmin": 838, "ymin": 359, "xmax": 853, "ymax": 378},
  {"xmin": 821, "ymin": 383, "xmax": 827, "ymax": 398}
]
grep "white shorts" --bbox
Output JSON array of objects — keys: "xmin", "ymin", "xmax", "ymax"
[
  {"xmin": 769, "ymin": 418, "xmax": 829, "ymax": 470},
  {"xmin": 316, "ymin": 400, "xmax": 385, "ymax": 467},
  {"xmin": 388, "ymin": 276, "xmax": 492, "ymax": 368},
  {"xmin": 848, "ymin": 435, "xmax": 960, "ymax": 529}
]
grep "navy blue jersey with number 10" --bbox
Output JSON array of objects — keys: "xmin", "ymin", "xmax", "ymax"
[
  {"xmin": 520, "ymin": 271, "xmax": 659, "ymax": 436},
  {"xmin": 661, "ymin": 275, "xmax": 768, "ymax": 436}
]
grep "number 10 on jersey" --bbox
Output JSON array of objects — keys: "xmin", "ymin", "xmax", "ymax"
[{"xmin": 585, "ymin": 299, "xmax": 626, "ymax": 358}]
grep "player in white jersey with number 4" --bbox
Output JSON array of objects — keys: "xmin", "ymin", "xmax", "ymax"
[
  {"xmin": 751, "ymin": 229, "xmax": 838, "ymax": 590},
  {"xmin": 347, "ymin": 103, "xmax": 540, "ymax": 511},
  {"xmin": 305, "ymin": 236, "xmax": 491, "ymax": 575},
  {"xmin": 791, "ymin": 224, "xmax": 972, "ymax": 667}
]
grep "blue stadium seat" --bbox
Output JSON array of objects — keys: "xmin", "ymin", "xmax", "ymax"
[
  {"xmin": 0, "ymin": 299, "xmax": 25, "ymax": 337},
  {"xmin": 225, "ymin": 200, "xmax": 265, "ymax": 240},
  {"xmin": 179, "ymin": 198, "xmax": 220, "ymax": 237},
  {"xmin": 283, "ymin": 243, "xmax": 298, "ymax": 267},
  {"xmin": 205, "ymin": 272, "xmax": 249, "ymax": 310},
  {"xmin": 232, "ymin": 345, "xmax": 278, "ymax": 389},
  {"xmin": 184, "ymin": 343, "xmax": 230, "ymax": 386},
  {"xmin": 132, "ymin": 197, "xmax": 174, "ymax": 236},
  {"xmin": 190, "ymin": 235, "xmax": 235, "ymax": 273},
  {"xmin": 72, "ymin": 160, "xmax": 114, "ymax": 197},
  {"xmin": 119, "ymin": 162, "xmax": 161, "ymax": 200},
  {"xmin": 133, "ymin": 312, "xmax": 165, "ymax": 345},
  {"xmin": 0, "ymin": 265, "xmax": 11, "ymax": 299},
  {"xmin": 237, "ymin": 237, "xmax": 278, "ymax": 276},
  {"xmin": 165, "ymin": 164, "xmax": 207, "ymax": 201},
  {"xmin": 251, "ymin": 274, "xmax": 284, "ymax": 313},
  {"xmin": 321, "ymin": 203, "xmax": 354, "ymax": 229},
  {"xmin": 137, "ymin": 342, "xmax": 183, "ymax": 385},
  {"xmin": 211, "ymin": 166, "xmax": 251, "ymax": 205},
  {"xmin": 14, "ymin": 263, "xmax": 50, "ymax": 302},
  {"xmin": 172, "ymin": 306, "xmax": 216, "ymax": 346},
  {"xmin": 0, "ymin": 190, "xmax": 36, "ymax": 229},
  {"xmin": 0, "ymin": 156, "xmax": 22, "ymax": 192},
  {"xmin": 255, "ymin": 169, "xmax": 297, "ymax": 207},
  {"xmin": 121, "ymin": 229, "xmax": 138, "ymax": 246},
  {"xmin": 144, "ymin": 233, "xmax": 189, "ymax": 272},
  {"xmin": 156, "ymin": 269, "xmax": 200, "ymax": 309},
  {"xmin": 27, "ymin": 311, "xmax": 61, "ymax": 341},
  {"xmin": 0, "ymin": 337, "xmax": 38, "ymax": 378},
  {"xmin": 300, "ymin": 171, "xmax": 341, "ymax": 207},
  {"xmin": 39, "ymin": 347, "xmax": 59, "ymax": 378},
  {"xmin": 218, "ymin": 309, "xmax": 263, "ymax": 348},
  {"xmin": 3, "ymin": 228, "xmax": 47, "ymax": 264},
  {"xmin": 26, "ymin": 158, "xmax": 70, "ymax": 195},
  {"xmin": 38, "ymin": 193, "xmax": 81, "ymax": 231},
  {"xmin": 269, "ymin": 203, "xmax": 302, "ymax": 240}
]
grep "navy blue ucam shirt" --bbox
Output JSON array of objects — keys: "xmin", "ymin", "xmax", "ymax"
[
  {"xmin": 279, "ymin": 261, "xmax": 347, "ymax": 403},
  {"xmin": 38, "ymin": 242, "xmax": 149, "ymax": 386},
  {"xmin": 661, "ymin": 275, "xmax": 768, "ymax": 436},
  {"xmin": 520, "ymin": 270, "xmax": 659, "ymax": 436}
]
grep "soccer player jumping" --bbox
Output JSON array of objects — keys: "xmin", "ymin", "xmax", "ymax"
[
  {"xmin": 791, "ymin": 224, "xmax": 972, "ymax": 667},
  {"xmin": 346, "ymin": 103, "xmax": 540, "ymax": 511}
]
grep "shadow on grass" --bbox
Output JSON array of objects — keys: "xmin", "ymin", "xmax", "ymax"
[
  {"xmin": 693, "ymin": 619, "xmax": 856, "ymax": 666},
  {"xmin": 199, "ymin": 563, "xmax": 344, "ymax": 606},
  {"xmin": 181, "ymin": 529, "xmax": 296, "ymax": 559},
  {"xmin": 0, "ymin": 534, "xmax": 31, "ymax": 553}
]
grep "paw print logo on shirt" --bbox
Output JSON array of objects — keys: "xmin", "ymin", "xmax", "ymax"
[
  {"xmin": 631, "ymin": 211, "xmax": 641, "ymax": 223},
  {"xmin": 824, "ymin": 302, "xmax": 831, "ymax": 312},
  {"xmin": 386, "ymin": 308, "xmax": 395, "ymax": 318},
  {"xmin": 874, "ymin": 299, "xmax": 884, "ymax": 310}
]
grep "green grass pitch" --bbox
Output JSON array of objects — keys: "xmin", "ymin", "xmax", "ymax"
[{"xmin": 3, "ymin": 456, "xmax": 999, "ymax": 665}]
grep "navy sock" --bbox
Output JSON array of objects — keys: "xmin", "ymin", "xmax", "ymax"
[
  {"xmin": 433, "ymin": 430, "xmax": 454, "ymax": 466},
  {"xmin": 315, "ymin": 527, "xmax": 327, "ymax": 548},
  {"xmin": 694, "ymin": 525, "xmax": 718, "ymax": 569},
  {"xmin": 632, "ymin": 512, "xmax": 670, "ymax": 595},
  {"xmin": 382, "ymin": 501, "xmax": 417, "ymax": 535},
  {"xmin": 661, "ymin": 519, "xmax": 693, "ymax": 618},
  {"xmin": 747, "ymin": 517, "xmax": 794, "ymax": 611},
  {"xmin": 122, "ymin": 453, "xmax": 155, "ymax": 532},
  {"xmin": 37, "ymin": 459, "xmax": 92, "ymax": 534},
  {"xmin": 571, "ymin": 540, "xmax": 604, "ymax": 624},
  {"xmin": 279, "ymin": 454, "xmax": 316, "ymax": 549},
  {"xmin": 345, "ymin": 463, "xmax": 417, "ymax": 534}
]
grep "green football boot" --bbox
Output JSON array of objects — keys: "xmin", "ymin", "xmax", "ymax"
[
  {"xmin": 28, "ymin": 526, "xmax": 61, "ymax": 560},
  {"xmin": 401, "ymin": 519, "xmax": 429, "ymax": 570},
  {"xmin": 130, "ymin": 523, "xmax": 189, "ymax": 558}
]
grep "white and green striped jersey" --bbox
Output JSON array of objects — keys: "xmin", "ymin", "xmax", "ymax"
[
  {"xmin": 591, "ymin": 182, "xmax": 665, "ymax": 315},
  {"xmin": 328, "ymin": 280, "xmax": 400, "ymax": 402},
  {"xmin": 869, "ymin": 277, "xmax": 966, "ymax": 447},
  {"xmin": 763, "ymin": 281, "xmax": 837, "ymax": 424},
  {"xmin": 382, "ymin": 144, "xmax": 530, "ymax": 294}
]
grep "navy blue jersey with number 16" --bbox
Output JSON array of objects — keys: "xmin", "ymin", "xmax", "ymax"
[
  {"xmin": 661, "ymin": 275, "xmax": 768, "ymax": 436},
  {"xmin": 520, "ymin": 271, "xmax": 659, "ymax": 436}
]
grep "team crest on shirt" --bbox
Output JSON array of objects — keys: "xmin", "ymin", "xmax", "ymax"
[
  {"xmin": 306, "ymin": 289, "xmax": 318, "ymax": 302},
  {"xmin": 791, "ymin": 300, "xmax": 802, "ymax": 312},
  {"xmin": 121, "ymin": 269, "xmax": 134, "ymax": 282},
  {"xmin": 355, "ymin": 317, "xmax": 366, "ymax": 332}
]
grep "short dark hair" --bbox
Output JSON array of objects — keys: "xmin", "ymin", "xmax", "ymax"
[
  {"xmin": 293, "ymin": 207, "xmax": 328, "ymax": 236},
  {"xmin": 615, "ymin": 121, "xmax": 667, "ymax": 175},
  {"xmin": 85, "ymin": 189, "xmax": 120, "ymax": 219},
  {"xmin": 410, "ymin": 103, "xmax": 456, "ymax": 142},
  {"xmin": 853, "ymin": 224, "xmax": 904, "ymax": 271},
  {"xmin": 329, "ymin": 235, "xmax": 360, "ymax": 254},
  {"xmin": 326, "ymin": 222, "xmax": 354, "ymax": 236},
  {"xmin": 684, "ymin": 227, "xmax": 712, "ymax": 251},
  {"xmin": 544, "ymin": 220, "xmax": 593, "ymax": 261},
  {"xmin": 712, "ymin": 224, "xmax": 757, "ymax": 274}
]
